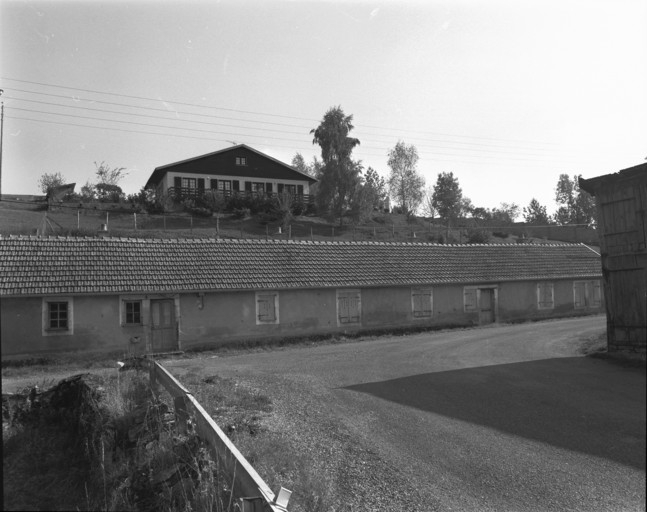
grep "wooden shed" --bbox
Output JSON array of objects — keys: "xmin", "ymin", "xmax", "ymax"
[{"xmin": 580, "ymin": 163, "xmax": 647, "ymax": 355}]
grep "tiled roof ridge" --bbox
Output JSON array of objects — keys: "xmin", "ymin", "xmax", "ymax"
[{"xmin": 1, "ymin": 234, "xmax": 587, "ymax": 248}]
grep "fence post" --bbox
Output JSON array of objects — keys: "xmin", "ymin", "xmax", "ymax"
[
  {"xmin": 149, "ymin": 362, "xmax": 160, "ymax": 398},
  {"xmin": 217, "ymin": 215, "xmax": 220, "ymax": 236},
  {"xmin": 174, "ymin": 395, "xmax": 190, "ymax": 435},
  {"xmin": 134, "ymin": 212, "xmax": 137, "ymax": 230},
  {"xmin": 77, "ymin": 209, "xmax": 80, "ymax": 230},
  {"xmin": 106, "ymin": 211, "xmax": 109, "ymax": 229},
  {"xmin": 190, "ymin": 216, "xmax": 193, "ymax": 233}
]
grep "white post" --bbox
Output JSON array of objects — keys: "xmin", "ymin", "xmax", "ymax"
[
  {"xmin": 134, "ymin": 212, "xmax": 137, "ymax": 230},
  {"xmin": 106, "ymin": 211, "xmax": 109, "ymax": 229}
]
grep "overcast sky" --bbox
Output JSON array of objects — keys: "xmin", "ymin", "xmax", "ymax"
[{"xmin": 1, "ymin": 0, "xmax": 645, "ymax": 214}]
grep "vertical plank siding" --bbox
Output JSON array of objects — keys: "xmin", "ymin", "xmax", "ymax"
[{"xmin": 581, "ymin": 164, "xmax": 647, "ymax": 354}]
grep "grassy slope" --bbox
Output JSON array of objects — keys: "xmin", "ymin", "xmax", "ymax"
[{"xmin": 0, "ymin": 200, "xmax": 460, "ymax": 243}]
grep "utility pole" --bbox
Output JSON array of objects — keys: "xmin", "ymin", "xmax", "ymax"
[{"xmin": 0, "ymin": 89, "xmax": 4, "ymax": 198}]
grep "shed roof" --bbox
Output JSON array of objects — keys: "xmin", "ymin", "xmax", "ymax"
[
  {"xmin": 579, "ymin": 162, "xmax": 647, "ymax": 195},
  {"xmin": 0, "ymin": 236, "xmax": 602, "ymax": 297}
]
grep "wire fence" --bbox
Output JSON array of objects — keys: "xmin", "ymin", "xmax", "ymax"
[{"xmin": 2, "ymin": 198, "xmax": 599, "ymax": 245}]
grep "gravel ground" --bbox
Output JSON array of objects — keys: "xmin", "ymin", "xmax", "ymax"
[{"xmin": 163, "ymin": 316, "xmax": 646, "ymax": 512}]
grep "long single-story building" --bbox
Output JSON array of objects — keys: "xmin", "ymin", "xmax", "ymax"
[{"xmin": 0, "ymin": 236, "xmax": 603, "ymax": 358}]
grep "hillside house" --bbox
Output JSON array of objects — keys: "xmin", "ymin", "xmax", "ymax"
[
  {"xmin": 580, "ymin": 163, "xmax": 647, "ymax": 355},
  {"xmin": 145, "ymin": 144, "xmax": 317, "ymax": 204},
  {"xmin": 0, "ymin": 236, "xmax": 603, "ymax": 358}
]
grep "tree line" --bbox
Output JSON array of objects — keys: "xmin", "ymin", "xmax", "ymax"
[
  {"xmin": 37, "ymin": 105, "xmax": 597, "ymax": 230},
  {"xmin": 295, "ymin": 105, "xmax": 597, "ymax": 228}
]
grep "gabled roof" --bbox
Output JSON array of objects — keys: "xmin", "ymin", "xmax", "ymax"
[
  {"xmin": 0, "ymin": 236, "xmax": 601, "ymax": 297},
  {"xmin": 145, "ymin": 144, "xmax": 317, "ymax": 188}
]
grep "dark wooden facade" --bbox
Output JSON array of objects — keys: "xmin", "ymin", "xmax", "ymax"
[
  {"xmin": 580, "ymin": 163, "xmax": 647, "ymax": 355},
  {"xmin": 145, "ymin": 144, "xmax": 317, "ymax": 203}
]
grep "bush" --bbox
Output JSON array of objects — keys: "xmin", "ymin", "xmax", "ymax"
[
  {"xmin": 466, "ymin": 229, "xmax": 492, "ymax": 244},
  {"xmin": 181, "ymin": 199, "xmax": 213, "ymax": 217},
  {"xmin": 231, "ymin": 208, "xmax": 251, "ymax": 220}
]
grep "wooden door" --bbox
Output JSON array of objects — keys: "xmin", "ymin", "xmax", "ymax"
[
  {"xmin": 151, "ymin": 299, "xmax": 177, "ymax": 352},
  {"xmin": 478, "ymin": 289, "xmax": 495, "ymax": 324}
]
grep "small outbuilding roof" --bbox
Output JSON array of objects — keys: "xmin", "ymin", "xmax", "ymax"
[{"xmin": 0, "ymin": 236, "xmax": 602, "ymax": 297}]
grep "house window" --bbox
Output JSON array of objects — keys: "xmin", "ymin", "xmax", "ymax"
[
  {"xmin": 537, "ymin": 282, "xmax": 554, "ymax": 310},
  {"xmin": 284, "ymin": 184, "xmax": 297, "ymax": 195},
  {"xmin": 49, "ymin": 302, "xmax": 68, "ymax": 329},
  {"xmin": 236, "ymin": 157, "xmax": 247, "ymax": 166},
  {"xmin": 463, "ymin": 287, "xmax": 478, "ymax": 312},
  {"xmin": 124, "ymin": 300, "xmax": 142, "ymax": 325},
  {"xmin": 256, "ymin": 292, "xmax": 279, "ymax": 324},
  {"xmin": 337, "ymin": 289, "xmax": 361, "ymax": 325},
  {"xmin": 574, "ymin": 280, "xmax": 602, "ymax": 309},
  {"xmin": 412, "ymin": 288, "xmax": 433, "ymax": 318},
  {"xmin": 251, "ymin": 182, "xmax": 265, "ymax": 193},
  {"xmin": 218, "ymin": 180, "xmax": 232, "ymax": 192},
  {"xmin": 42, "ymin": 297, "xmax": 73, "ymax": 335},
  {"xmin": 181, "ymin": 178, "xmax": 197, "ymax": 190}
]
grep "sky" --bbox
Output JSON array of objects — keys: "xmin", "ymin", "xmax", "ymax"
[{"xmin": 1, "ymin": 0, "xmax": 646, "ymax": 216}]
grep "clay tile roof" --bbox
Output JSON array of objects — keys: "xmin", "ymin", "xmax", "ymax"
[{"xmin": 0, "ymin": 236, "xmax": 602, "ymax": 297}]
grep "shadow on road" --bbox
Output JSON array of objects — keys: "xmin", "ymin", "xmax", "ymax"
[{"xmin": 345, "ymin": 357, "xmax": 646, "ymax": 470}]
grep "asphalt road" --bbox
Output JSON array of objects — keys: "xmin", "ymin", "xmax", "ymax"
[{"xmin": 164, "ymin": 315, "xmax": 646, "ymax": 511}]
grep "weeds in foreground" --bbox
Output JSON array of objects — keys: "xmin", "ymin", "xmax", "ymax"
[{"xmin": 3, "ymin": 368, "xmax": 335, "ymax": 511}]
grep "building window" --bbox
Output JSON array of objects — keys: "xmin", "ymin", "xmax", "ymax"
[
  {"xmin": 49, "ymin": 302, "xmax": 68, "ymax": 329},
  {"xmin": 181, "ymin": 177, "xmax": 197, "ymax": 190},
  {"xmin": 256, "ymin": 292, "xmax": 279, "ymax": 324},
  {"xmin": 218, "ymin": 180, "xmax": 232, "ymax": 192},
  {"xmin": 412, "ymin": 288, "xmax": 433, "ymax": 318},
  {"xmin": 236, "ymin": 157, "xmax": 247, "ymax": 166},
  {"xmin": 125, "ymin": 300, "xmax": 142, "ymax": 325},
  {"xmin": 337, "ymin": 289, "xmax": 361, "ymax": 325},
  {"xmin": 574, "ymin": 280, "xmax": 602, "ymax": 309},
  {"xmin": 463, "ymin": 287, "xmax": 478, "ymax": 312},
  {"xmin": 251, "ymin": 182, "xmax": 265, "ymax": 193},
  {"xmin": 537, "ymin": 282, "xmax": 554, "ymax": 309},
  {"xmin": 42, "ymin": 297, "xmax": 73, "ymax": 335}
]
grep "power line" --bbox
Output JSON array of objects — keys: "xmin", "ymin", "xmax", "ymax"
[
  {"xmin": 3, "ymin": 98, "xmax": 583, "ymax": 160},
  {"xmin": 2, "ymin": 95, "xmax": 312, "ymax": 137},
  {"xmin": 7, "ymin": 90, "xmax": 587, "ymax": 158},
  {"xmin": 0, "ymin": 77, "xmax": 316, "ymax": 122},
  {"xmin": 2, "ymin": 87, "xmax": 315, "ymax": 131},
  {"xmin": 7, "ymin": 114, "xmax": 600, "ymax": 169},
  {"xmin": 2, "ymin": 77, "xmax": 588, "ymax": 150},
  {"xmin": 6, "ymin": 105, "xmax": 597, "ymax": 165}
]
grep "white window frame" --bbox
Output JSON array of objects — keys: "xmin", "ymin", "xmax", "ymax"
[
  {"xmin": 236, "ymin": 156, "xmax": 247, "ymax": 166},
  {"xmin": 537, "ymin": 282, "xmax": 555, "ymax": 310},
  {"xmin": 181, "ymin": 177, "xmax": 197, "ymax": 190},
  {"xmin": 337, "ymin": 289, "xmax": 361, "ymax": 326},
  {"xmin": 412, "ymin": 288, "xmax": 433, "ymax": 318},
  {"xmin": 256, "ymin": 292, "xmax": 279, "ymax": 325},
  {"xmin": 42, "ymin": 297, "xmax": 74, "ymax": 336}
]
